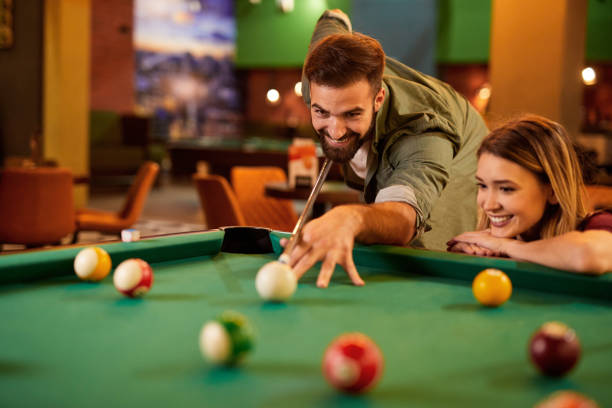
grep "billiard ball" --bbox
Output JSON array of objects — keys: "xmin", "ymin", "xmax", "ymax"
[
  {"xmin": 322, "ymin": 332, "xmax": 384, "ymax": 393},
  {"xmin": 529, "ymin": 321, "xmax": 581, "ymax": 377},
  {"xmin": 534, "ymin": 390, "xmax": 599, "ymax": 408},
  {"xmin": 255, "ymin": 261, "xmax": 297, "ymax": 301},
  {"xmin": 113, "ymin": 258, "xmax": 154, "ymax": 297},
  {"xmin": 199, "ymin": 311, "xmax": 254, "ymax": 365},
  {"xmin": 73, "ymin": 247, "xmax": 111, "ymax": 282},
  {"xmin": 472, "ymin": 268, "xmax": 512, "ymax": 307}
]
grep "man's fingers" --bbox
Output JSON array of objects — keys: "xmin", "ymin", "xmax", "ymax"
[
  {"xmin": 293, "ymin": 249, "xmax": 321, "ymax": 280},
  {"xmin": 317, "ymin": 252, "xmax": 340, "ymax": 288},
  {"xmin": 343, "ymin": 255, "xmax": 364, "ymax": 286},
  {"xmin": 287, "ymin": 240, "xmax": 312, "ymax": 268}
]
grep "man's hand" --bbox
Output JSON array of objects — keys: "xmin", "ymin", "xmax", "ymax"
[
  {"xmin": 447, "ymin": 229, "xmax": 513, "ymax": 257},
  {"xmin": 281, "ymin": 206, "xmax": 364, "ymax": 288}
]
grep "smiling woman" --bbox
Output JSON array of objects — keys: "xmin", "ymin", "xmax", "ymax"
[{"xmin": 448, "ymin": 115, "xmax": 612, "ymax": 275}]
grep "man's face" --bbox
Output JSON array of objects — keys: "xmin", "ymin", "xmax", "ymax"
[{"xmin": 310, "ymin": 79, "xmax": 384, "ymax": 163}]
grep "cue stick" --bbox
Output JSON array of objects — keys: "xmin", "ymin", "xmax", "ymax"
[{"xmin": 278, "ymin": 158, "xmax": 334, "ymax": 264}]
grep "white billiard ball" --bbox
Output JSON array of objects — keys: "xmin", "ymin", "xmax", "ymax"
[{"xmin": 255, "ymin": 261, "xmax": 297, "ymax": 301}]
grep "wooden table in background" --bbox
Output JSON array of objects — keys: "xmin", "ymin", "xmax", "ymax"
[{"xmin": 265, "ymin": 181, "xmax": 361, "ymax": 218}]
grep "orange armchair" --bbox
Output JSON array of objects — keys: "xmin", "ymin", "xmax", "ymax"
[
  {"xmin": 0, "ymin": 167, "xmax": 75, "ymax": 246},
  {"xmin": 230, "ymin": 166, "xmax": 298, "ymax": 232},
  {"xmin": 193, "ymin": 174, "xmax": 245, "ymax": 229},
  {"xmin": 73, "ymin": 161, "xmax": 159, "ymax": 242}
]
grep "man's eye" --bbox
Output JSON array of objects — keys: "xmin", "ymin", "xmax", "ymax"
[{"xmin": 476, "ymin": 182, "xmax": 486, "ymax": 189}]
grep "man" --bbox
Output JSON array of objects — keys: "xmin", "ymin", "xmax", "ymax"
[{"xmin": 285, "ymin": 10, "xmax": 488, "ymax": 288}]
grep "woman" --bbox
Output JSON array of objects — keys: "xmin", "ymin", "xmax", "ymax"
[{"xmin": 447, "ymin": 115, "xmax": 612, "ymax": 274}]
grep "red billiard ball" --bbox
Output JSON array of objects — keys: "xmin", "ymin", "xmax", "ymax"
[
  {"xmin": 113, "ymin": 258, "xmax": 154, "ymax": 297},
  {"xmin": 529, "ymin": 322, "xmax": 581, "ymax": 377},
  {"xmin": 322, "ymin": 333, "xmax": 384, "ymax": 394}
]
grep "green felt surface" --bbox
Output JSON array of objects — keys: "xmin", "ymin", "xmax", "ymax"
[{"xmin": 0, "ymin": 230, "xmax": 611, "ymax": 407}]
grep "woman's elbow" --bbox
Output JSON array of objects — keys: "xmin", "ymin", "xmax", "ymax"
[{"xmin": 571, "ymin": 245, "xmax": 610, "ymax": 275}]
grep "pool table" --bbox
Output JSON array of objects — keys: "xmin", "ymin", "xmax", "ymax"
[{"xmin": 1, "ymin": 227, "xmax": 611, "ymax": 407}]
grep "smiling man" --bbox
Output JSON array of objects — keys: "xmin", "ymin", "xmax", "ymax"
[{"xmin": 285, "ymin": 10, "xmax": 488, "ymax": 288}]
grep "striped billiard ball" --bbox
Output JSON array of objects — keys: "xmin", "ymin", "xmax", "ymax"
[
  {"xmin": 73, "ymin": 247, "xmax": 111, "ymax": 282},
  {"xmin": 322, "ymin": 332, "xmax": 384, "ymax": 393},
  {"xmin": 113, "ymin": 258, "xmax": 154, "ymax": 297},
  {"xmin": 199, "ymin": 311, "xmax": 254, "ymax": 366},
  {"xmin": 529, "ymin": 321, "xmax": 581, "ymax": 377}
]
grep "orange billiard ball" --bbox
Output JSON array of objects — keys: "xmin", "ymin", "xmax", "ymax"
[{"xmin": 472, "ymin": 268, "xmax": 512, "ymax": 307}]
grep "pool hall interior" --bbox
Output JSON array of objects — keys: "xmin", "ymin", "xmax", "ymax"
[
  {"xmin": 0, "ymin": 0, "xmax": 611, "ymax": 248},
  {"xmin": 2, "ymin": 2, "xmax": 612, "ymax": 408}
]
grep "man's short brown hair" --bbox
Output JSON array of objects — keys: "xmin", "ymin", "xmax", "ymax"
[{"xmin": 304, "ymin": 32, "xmax": 385, "ymax": 94}]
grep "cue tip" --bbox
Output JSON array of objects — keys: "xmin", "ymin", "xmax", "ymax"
[{"xmin": 278, "ymin": 253, "xmax": 290, "ymax": 264}]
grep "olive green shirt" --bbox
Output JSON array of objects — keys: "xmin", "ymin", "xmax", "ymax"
[{"xmin": 303, "ymin": 13, "xmax": 488, "ymax": 250}]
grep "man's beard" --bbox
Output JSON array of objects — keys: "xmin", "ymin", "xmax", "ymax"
[{"xmin": 316, "ymin": 115, "xmax": 376, "ymax": 163}]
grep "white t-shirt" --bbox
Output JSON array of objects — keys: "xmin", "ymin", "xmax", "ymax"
[{"xmin": 349, "ymin": 140, "xmax": 370, "ymax": 182}]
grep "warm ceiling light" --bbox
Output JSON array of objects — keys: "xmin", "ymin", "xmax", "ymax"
[
  {"xmin": 277, "ymin": 0, "xmax": 294, "ymax": 13},
  {"xmin": 266, "ymin": 89, "xmax": 280, "ymax": 104},
  {"xmin": 478, "ymin": 85, "xmax": 491, "ymax": 100},
  {"xmin": 582, "ymin": 67, "xmax": 596, "ymax": 85},
  {"xmin": 294, "ymin": 82, "xmax": 302, "ymax": 97}
]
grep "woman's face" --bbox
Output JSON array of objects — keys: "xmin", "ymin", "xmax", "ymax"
[{"xmin": 476, "ymin": 153, "xmax": 555, "ymax": 239}]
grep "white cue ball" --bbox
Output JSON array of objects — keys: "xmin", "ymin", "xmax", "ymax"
[{"xmin": 255, "ymin": 261, "xmax": 297, "ymax": 301}]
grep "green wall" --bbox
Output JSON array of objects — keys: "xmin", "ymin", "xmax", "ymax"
[
  {"xmin": 586, "ymin": 0, "xmax": 612, "ymax": 61},
  {"xmin": 436, "ymin": 0, "xmax": 612, "ymax": 63},
  {"xmin": 235, "ymin": 0, "xmax": 351, "ymax": 68},
  {"xmin": 236, "ymin": 0, "xmax": 612, "ymax": 68},
  {"xmin": 437, "ymin": 0, "xmax": 491, "ymax": 63}
]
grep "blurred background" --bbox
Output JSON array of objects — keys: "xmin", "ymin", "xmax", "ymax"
[{"xmin": 0, "ymin": 0, "xmax": 611, "ymax": 246}]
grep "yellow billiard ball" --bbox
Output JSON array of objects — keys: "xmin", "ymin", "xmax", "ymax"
[
  {"xmin": 472, "ymin": 268, "xmax": 512, "ymax": 307},
  {"xmin": 73, "ymin": 247, "xmax": 112, "ymax": 282}
]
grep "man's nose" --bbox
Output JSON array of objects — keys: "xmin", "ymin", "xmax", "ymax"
[{"xmin": 327, "ymin": 117, "xmax": 347, "ymax": 140}]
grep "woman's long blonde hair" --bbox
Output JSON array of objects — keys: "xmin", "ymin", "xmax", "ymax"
[{"xmin": 477, "ymin": 115, "xmax": 589, "ymax": 239}]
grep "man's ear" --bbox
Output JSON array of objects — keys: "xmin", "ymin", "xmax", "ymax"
[{"xmin": 374, "ymin": 87, "xmax": 385, "ymax": 112}]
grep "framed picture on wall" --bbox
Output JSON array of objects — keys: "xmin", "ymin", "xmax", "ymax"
[{"xmin": 0, "ymin": 0, "xmax": 14, "ymax": 49}]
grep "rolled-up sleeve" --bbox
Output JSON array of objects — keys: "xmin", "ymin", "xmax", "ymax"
[{"xmin": 375, "ymin": 132, "xmax": 455, "ymax": 236}]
